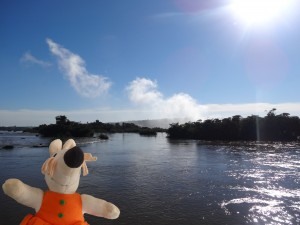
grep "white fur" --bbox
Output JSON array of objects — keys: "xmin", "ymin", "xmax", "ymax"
[{"xmin": 2, "ymin": 139, "xmax": 120, "ymax": 220}]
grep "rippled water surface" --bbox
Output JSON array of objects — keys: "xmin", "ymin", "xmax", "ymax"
[{"xmin": 0, "ymin": 132, "xmax": 300, "ymax": 225}]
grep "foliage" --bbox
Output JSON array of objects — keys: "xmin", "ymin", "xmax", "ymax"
[
  {"xmin": 167, "ymin": 110, "xmax": 300, "ymax": 141},
  {"xmin": 139, "ymin": 128, "xmax": 157, "ymax": 136},
  {"xmin": 31, "ymin": 116, "xmax": 165, "ymax": 138},
  {"xmin": 38, "ymin": 123, "xmax": 94, "ymax": 138}
]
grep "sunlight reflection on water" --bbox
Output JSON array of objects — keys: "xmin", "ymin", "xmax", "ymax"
[{"xmin": 222, "ymin": 142, "xmax": 300, "ymax": 225}]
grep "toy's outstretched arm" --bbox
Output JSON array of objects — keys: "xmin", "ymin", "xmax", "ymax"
[
  {"xmin": 81, "ymin": 194, "xmax": 120, "ymax": 219},
  {"xmin": 2, "ymin": 178, "xmax": 43, "ymax": 212}
]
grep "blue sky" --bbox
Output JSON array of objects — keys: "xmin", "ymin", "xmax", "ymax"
[{"xmin": 1, "ymin": 0, "xmax": 300, "ymax": 126}]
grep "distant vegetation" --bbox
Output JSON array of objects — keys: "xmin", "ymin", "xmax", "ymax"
[
  {"xmin": 0, "ymin": 126, "xmax": 32, "ymax": 132},
  {"xmin": 27, "ymin": 115, "xmax": 165, "ymax": 138},
  {"xmin": 167, "ymin": 109, "xmax": 300, "ymax": 141},
  {"xmin": 2, "ymin": 109, "xmax": 300, "ymax": 142}
]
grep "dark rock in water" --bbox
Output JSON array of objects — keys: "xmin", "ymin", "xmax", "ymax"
[
  {"xmin": 99, "ymin": 134, "xmax": 109, "ymax": 140},
  {"xmin": 32, "ymin": 143, "xmax": 47, "ymax": 148},
  {"xmin": 3, "ymin": 145, "xmax": 14, "ymax": 150}
]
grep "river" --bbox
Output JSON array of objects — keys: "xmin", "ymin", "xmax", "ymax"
[{"xmin": 0, "ymin": 132, "xmax": 300, "ymax": 225}]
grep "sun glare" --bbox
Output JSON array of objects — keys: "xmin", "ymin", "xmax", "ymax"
[{"xmin": 230, "ymin": 0, "xmax": 294, "ymax": 26}]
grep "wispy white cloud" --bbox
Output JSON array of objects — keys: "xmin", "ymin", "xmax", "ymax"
[
  {"xmin": 46, "ymin": 38, "xmax": 111, "ymax": 98},
  {"xmin": 20, "ymin": 52, "xmax": 52, "ymax": 67}
]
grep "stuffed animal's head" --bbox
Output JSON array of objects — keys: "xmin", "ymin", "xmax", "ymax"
[{"xmin": 42, "ymin": 139, "xmax": 97, "ymax": 194}]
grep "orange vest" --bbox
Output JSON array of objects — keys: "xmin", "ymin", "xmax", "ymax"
[{"xmin": 20, "ymin": 191, "xmax": 89, "ymax": 225}]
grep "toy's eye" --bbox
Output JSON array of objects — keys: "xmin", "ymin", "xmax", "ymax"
[{"xmin": 53, "ymin": 153, "xmax": 57, "ymax": 157}]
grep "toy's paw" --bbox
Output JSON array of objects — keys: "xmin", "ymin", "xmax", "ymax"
[
  {"xmin": 2, "ymin": 178, "xmax": 24, "ymax": 198},
  {"xmin": 107, "ymin": 204, "xmax": 120, "ymax": 219}
]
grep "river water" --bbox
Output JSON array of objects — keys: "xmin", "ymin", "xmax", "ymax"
[{"xmin": 0, "ymin": 132, "xmax": 300, "ymax": 225}]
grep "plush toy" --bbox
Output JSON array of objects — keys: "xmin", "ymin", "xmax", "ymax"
[{"xmin": 2, "ymin": 139, "xmax": 120, "ymax": 225}]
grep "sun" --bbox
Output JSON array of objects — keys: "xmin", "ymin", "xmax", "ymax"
[{"xmin": 230, "ymin": 0, "xmax": 294, "ymax": 26}]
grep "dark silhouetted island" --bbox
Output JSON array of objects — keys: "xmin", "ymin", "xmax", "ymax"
[{"xmin": 23, "ymin": 115, "xmax": 165, "ymax": 138}]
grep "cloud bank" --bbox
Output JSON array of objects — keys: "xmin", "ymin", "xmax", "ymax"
[
  {"xmin": 126, "ymin": 77, "xmax": 204, "ymax": 120},
  {"xmin": 1, "ymin": 101, "xmax": 300, "ymax": 127},
  {"xmin": 125, "ymin": 77, "xmax": 300, "ymax": 121},
  {"xmin": 46, "ymin": 38, "xmax": 111, "ymax": 98}
]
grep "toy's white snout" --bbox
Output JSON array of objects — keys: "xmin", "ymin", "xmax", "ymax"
[{"xmin": 43, "ymin": 140, "xmax": 87, "ymax": 194}]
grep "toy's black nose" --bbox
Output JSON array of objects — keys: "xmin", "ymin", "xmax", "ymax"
[{"xmin": 64, "ymin": 146, "xmax": 84, "ymax": 168}]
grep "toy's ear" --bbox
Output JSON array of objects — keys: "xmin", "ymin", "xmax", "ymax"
[
  {"xmin": 62, "ymin": 139, "xmax": 76, "ymax": 150},
  {"xmin": 49, "ymin": 139, "xmax": 62, "ymax": 156}
]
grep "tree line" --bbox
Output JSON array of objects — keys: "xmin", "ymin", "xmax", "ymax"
[
  {"xmin": 167, "ymin": 109, "xmax": 300, "ymax": 141},
  {"xmin": 30, "ymin": 115, "xmax": 165, "ymax": 138}
]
